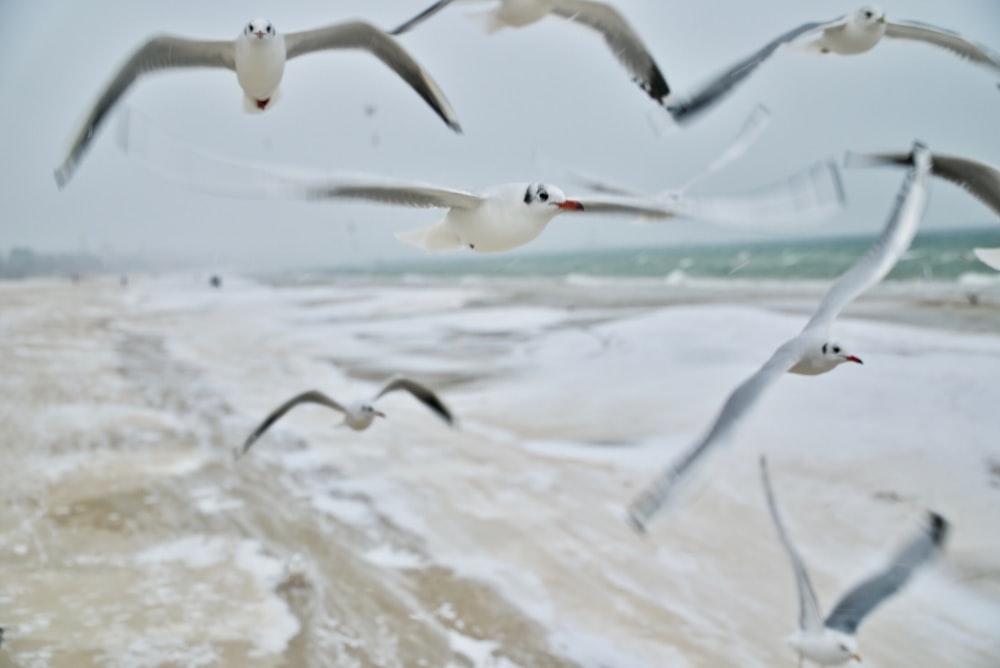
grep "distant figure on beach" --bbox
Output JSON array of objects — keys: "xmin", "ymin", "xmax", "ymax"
[{"xmin": 210, "ymin": 275, "xmax": 223, "ymax": 289}]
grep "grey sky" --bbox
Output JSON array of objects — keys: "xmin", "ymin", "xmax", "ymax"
[{"xmin": 1, "ymin": 0, "xmax": 998, "ymax": 270}]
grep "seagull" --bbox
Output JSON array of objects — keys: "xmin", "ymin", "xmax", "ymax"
[
  {"xmin": 626, "ymin": 141, "xmax": 932, "ymax": 532},
  {"xmin": 390, "ymin": 0, "xmax": 672, "ymax": 106},
  {"xmin": 759, "ymin": 456, "xmax": 949, "ymax": 667},
  {"xmin": 115, "ymin": 106, "xmax": 846, "ymax": 254},
  {"xmin": 845, "ymin": 149, "xmax": 1000, "ymax": 273},
  {"xmin": 53, "ymin": 19, "xmax": 463, "ymax": 188},
  {"xmin": 238, "ymin": 376, "xmax": 455, "ymax": 457},
  {"xmin": 669, "ymin": 5, "xmax": 1000, "ymax": 124}
]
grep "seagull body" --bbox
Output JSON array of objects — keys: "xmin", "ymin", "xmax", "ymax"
[
  {"xmin": 239, "ymin": 377, "xmax": 454, "ymax": 456},
  {"xmin": 391, "ymin": 0, "xmax": 672, "ymax": 104},
  {"xmin": 116, "ymin": 106, "xmax": 846, "ymax": 254},
  {"xmin": 54, "ymin": 19, "xmax": 462, "ymax": 187},
  {"xmin": 626, "ymin": 142, "xmax": 932, "ymax": 531},
  {"xmin": 760, "ymin": 457, "xmax": 948, "ymax": 667},
  {"xmin": 669, "ymin": 6, "xmax": 1000, "ymax": 124}
]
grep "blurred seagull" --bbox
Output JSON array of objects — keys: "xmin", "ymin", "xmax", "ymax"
[
  {"xmin": 626, "ymin": 141, "xmax": 932, "ymax": 532},
  {"xmin": 760, "ymin": 457, "xmax": 949, "ymax": 667},
  {"xmin": 846, "ymin": 148, "xmax": 1000, "ymax": 273},
  {"xmin": 115, "ymin": 106, "xmax": 846, "ymax": 254},
  {"xmin": 239, "ymin": 376, "xmax": 455, "ymax": 457},
  {"xmin": 390, "ymin": 0, "xmax": 672, "ymax": 106},
  {"xmin": 669, "ymin": 5, "xmax": 1000, "ymax": 124},
  {"xmin": 54, "ymin": 19, "xmax": 462, "ymax": 187}
]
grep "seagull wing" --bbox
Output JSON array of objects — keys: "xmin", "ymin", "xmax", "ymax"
[
  {"xmin": 825, "ymin": 512, "xmax": 949, "ymax": 635},
  {"xmin": 675, "ymin": 105, "xmax": 772, "ymax": 193},
  {"xmin": 239, "ymin": 390, "xmax": 346, "ymax": 457},
  {"xmin": 572, "ymin": 194, "xmax": 675, "ymax": 219},
  {"xmin": 374, "ymin": 376, "xmax": 456, "ymax": 426},
  {"xmin": 627, "ymin": 338, "xmax": 804, "ymax": 531},
  {"xmin": 550, "ymin": 0, "xmax": 671, "ymax": 103},
  {"xmin": 759, "ymin": 457, "xmax": 825, "ymax": 633},
  {"xmin": 389, "ymin": 0, "xmax": 468, "ymax": 35},
  {"xmin": 54, "ymin": 36, "xmax": 235, "ymax": 187},
  {"xmin": 845, "ymin": 151, "xmax": 1000, "ymax": 219},
  {"xmin": 974, "ymin": 247, "xmax": 1000, "ymax": 270},
  {"xmin": 284, "ymin": 21, "xmax": 462, "ymax": 132},
  {"xmin": 667, "ymin": 17, "xmax": 838, "ymax": 125},
  {"xmin": 802, "ymin": 143, "xmax": 932, "ymax": 334},
  {"xmin": 885, "ymin": 20, "xmax": 1000, "ymax": 73},
  {"xmin": 304, "ymin": 180, "xmax": 484, "ymax": 209}
]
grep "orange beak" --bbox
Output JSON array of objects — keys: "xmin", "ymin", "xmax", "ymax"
[
  {"xmin": 556, "ymin": 199, "xmax": 584, "ymax": 211},
  {"xmin": 845, "ymin": 355, "xmax": 863, "ymax": 365}
]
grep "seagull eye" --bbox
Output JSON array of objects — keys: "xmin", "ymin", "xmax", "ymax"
[
  {"xmin": 864, "ymin": 11, "xmax": 872, "ymax": 18},
  {"xmin": 833, "ymin": 346, "xmax": 841, "ymax": 354},
  {"xmin": 267, "ymin": 25, "xmax": 273, "ymax": 33},
  {"xmin": 539, "ymin": 189, "xmax": 549, "ymax": 202}
]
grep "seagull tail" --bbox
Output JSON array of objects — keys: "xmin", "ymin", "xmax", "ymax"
[{"xmin": 395, "ymin": 221, "xmax": 464, "ymax": 253}]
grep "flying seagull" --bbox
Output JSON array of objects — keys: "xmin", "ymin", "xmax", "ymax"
[
  {"xmin": 626, "ymin": 141, "xmax": 932, "ymax": 532},
  {"xmin": 846, "ymin": 148, "xmax": 1000, "ymax": 273},
  {"xmin": 390, "ymin": 0, "xmax": 672, "ymax": 106},
  {"xmin": 239, "ymin": 376, "xmax": 455, "ymax": 457},
  {"xmin": 760, "ymin": 456, "xmax": 948, "ymax": 667},
  {"xmin": 669, "ymin": 5, "xmax": 1000, "ymax": 125},
  {"xmin": 115, "ymin": 106, "xmax": 846, "ymax": 254},
  {"xmin": 54, "ymin": 18, "xmax": 462, "ymax": 187}
]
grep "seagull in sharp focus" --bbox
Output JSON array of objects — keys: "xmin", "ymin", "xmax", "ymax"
[
  {"xmin": 845, "ymin": 148, "xmax": 1000, "ymax": 273},
  {"xmin": 115, "ymin": 106, "xmax": 846, "ymax": 254},
  {"xmin": 669, "ymin": 5, "xmax": 1000, "ymax": 125},
  {"xmin": 626, "ymin": 141, "xmax": 932, "ymax": 532},
  {"xmin": 53, "ymin": 19, "xmax": 462, "ymax": 188},
  {"xmin": 760, "ymin": 457, "xmax": 948, "ymax": 667},
  {"xmin": 238, "ymin": 376, "xmax": 455, "ymax": 457},
  {"xmin": 390, "ymin": 0, "xmax": 672, "ymax": 106}
]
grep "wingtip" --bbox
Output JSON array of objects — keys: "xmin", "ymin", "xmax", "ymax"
[
  {"xmin": 926, "ymin": 511, "xmax": 949, "ymax": 544},
  {"xmin": 53, "ymin": 165, "xmax": 71, "ymax": 189},
  {"xmin": 626, "ymin": 508, "xmax": 648, "ymax": 535}
]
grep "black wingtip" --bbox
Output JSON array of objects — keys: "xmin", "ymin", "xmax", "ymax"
[
  {"xmin": 626, "ymin": 509, "xmax": 648, "ymax": 535},
  {"xmin": 53, "ymin": 165, "xmax": 71, "ymax": 189},
  {"xmin": 926, "ymin": 511, "xmax": 949, "ymax": 545}
]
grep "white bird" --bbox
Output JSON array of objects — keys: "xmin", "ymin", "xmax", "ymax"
[
  {"xmin": 115, "ymin": 106, "xmax": 846, "ymax": 254},
  {"xmin": 626, "ymin": 142, "xmax": 932, "ymax": 532},
  {"xmin": 239, "ymin": 376, "xmax": 455, "ymax": 457},
  {"xmin": 845, "ymin": 149, "xmax": 1000, "ymax": 273},
  {"xmin": 390, "ymin": 0, "xmax": 672, "ymax": 106},
  {"xmin": 54, "ymin": 19, "xmax": 462, "ymax": 188},
  {"xmin": 669, "ymin": 5, "xmax": 1000, "ymax": 124},
  {"xmin": 759, "ymin": 456, "xmax": 949, "ymax": 667}
]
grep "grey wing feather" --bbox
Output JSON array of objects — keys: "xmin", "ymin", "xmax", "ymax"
[
  {"xmin": 390, "ymin": 0, "xmax": 461, "ymax": 35},
  {"xmin": 55, "ymin": 36, "xmax": 235, "ymax": 187},
  {"xmin": 627, "ymin": 340, "xmax": 803, "ymax": 531},
  {"xmin": 239, "ymin": 390, "xmax": 346, "ymax": 457},
  {"xmin": 845, "ymin": 151, "xmax": 1000, "ymax": 219},
  {"xmin": 550, "ymin": 0, "xmax": 671, "ymax": 102},
  {"xmin": 374, "ymin": 376, "xmax": 455, "ymax": 426},
  {"xmin": 825, "ymin": 512, "xmax": 949, "ymax": 634},
  {"xmin": 284, "ymin": 21, "xmax": 462, "ymax": 132},
  {"xmin": 885, "ymin": 21, "xmax": 1000, "ymax": 73},
  {"xmin": 759, "ymin": 456, "xmax": 825, "ymax": 633},
  {"xmin": 667, "ymin": 18, "xmax": 835, "ymax": 125},
  {"xmin": 306, "ymin": 182, "xmax": 483, "ymax": 209},
  {"xmin": 802, "ymin": 144, "xmax": 931, "ymax": 333},
  {"xmin": 574, "ymin": 195, "xmax": 675, "ymax": 218}
]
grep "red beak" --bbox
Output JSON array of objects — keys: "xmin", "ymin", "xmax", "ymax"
[
  {"xmin": 556, "ymin": 199, "xmax": 584, "ymax": 211},
  {"xmin": 374, "ymin": 410, "xmax": 387, "ymax": 418},
  {"xmin": 845, "ymin": 355, "xmax": 863, "ymax": 365},
  {"xmin": 255, "ymin": 31, "xmax": 265, "ymax": 38}
]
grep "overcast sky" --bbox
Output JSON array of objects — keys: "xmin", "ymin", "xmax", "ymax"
[{"xmin": 1, "ymin": 0, "xmax": 998, "ymax": 270}]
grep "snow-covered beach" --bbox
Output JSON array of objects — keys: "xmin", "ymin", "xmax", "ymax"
[{"xmin": 1, "ymin": 273, "xmax": 998, "ymax": 667}]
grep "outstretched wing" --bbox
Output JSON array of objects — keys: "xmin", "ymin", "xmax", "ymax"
[
  {"xmin": 802, "ymin": 143, "xmax": 931, "ymax": 334},
  {"xmin": 390, "ymin": 0, "xmax": 468, "ymax": 35},
  {"xmin": 825, "ymin": 512, "xmax": 949, "ymax": 634},
  {"xmin": 974, "ymin": 247, "xmax": 1000, "ymax": 270},
  {"xmin": 55, "ymin": 36, "xmax": 234, "ymax": 187},
  {"xmin": 550, "ymin": 0, "xmax": 671, "ymax": 102},
  {"xmin": 759, "ymin": 456, "xmax": 824, "ymax": 632},
  {"xmin": 667, "ymin": 17, "xmax": 837, "ymax": 125},
  {"xmin": 284, "ymin": 21, "xmax": 462, "ymax": 132},
  {"xmin": 239, "ymin": 390, "xmax": 346, "ymax": 457},
  {"xmin": 627, "ymin": 338, "xmax": 804, "ymax": 531},
  {"xmin": 885, "ymin": 20, "xmax": 1000, "ymax": 73},
  {"xmin": 374, "ymin": 376, "xmax": 455, "ymax": 426}
]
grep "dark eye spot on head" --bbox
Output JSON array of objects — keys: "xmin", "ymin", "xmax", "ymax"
[
  {"xmin": 822, "ymin": 343, "xmax": 828, "ymax": 354},
  {"xmin": 539, "ymin": 189, "xmax": 549, "ymax": 202},
  {"xmin": 523, "ymin": 186, "xmax": 533, "ymax": 204},
  {"xmin": 833, "ymin": 346, "xmax": 841, "ymax": 354},
  {"xmin": 864, "ymin": 11, "xmax": 872, "ymax": 18},
  {"xmin": 267, "ymin": 25, "xmax": 273, "ymax": 33}
]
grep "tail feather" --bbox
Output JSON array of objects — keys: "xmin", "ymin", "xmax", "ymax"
[{"xmin": 395, "ymin": 221, "xmax": 463, "ymax": 253}]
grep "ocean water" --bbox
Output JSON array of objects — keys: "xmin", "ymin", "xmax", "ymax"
[
  {"xmin": 1, "ymin": 274, "xmax": 998, "ymax": 667},
  {"xmin": 289, "ymin": 227, "xmax": 1000, "ymax": 283}
]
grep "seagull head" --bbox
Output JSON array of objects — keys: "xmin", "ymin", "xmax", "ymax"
[
  {"xmin": 361, "ymin": 404, "xmax": 387, "ymax": 419},
  {"xmin": 244, "ymin": 18, "xmax": 277, "ymax": 41},
  {"xmin": 832, "ymin": 633, "xmax": 862, "ymax": 664},
  {"xmin": 821, "ymin": 341, "xmax": 863, "ymax": 367},
  {"xmin": 522, "ymin": 183, "xmax": 584, "ymax": 214},
  {"xmin": 855, "ymin": 5, "xmax": 886, "ymax": 25}
]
